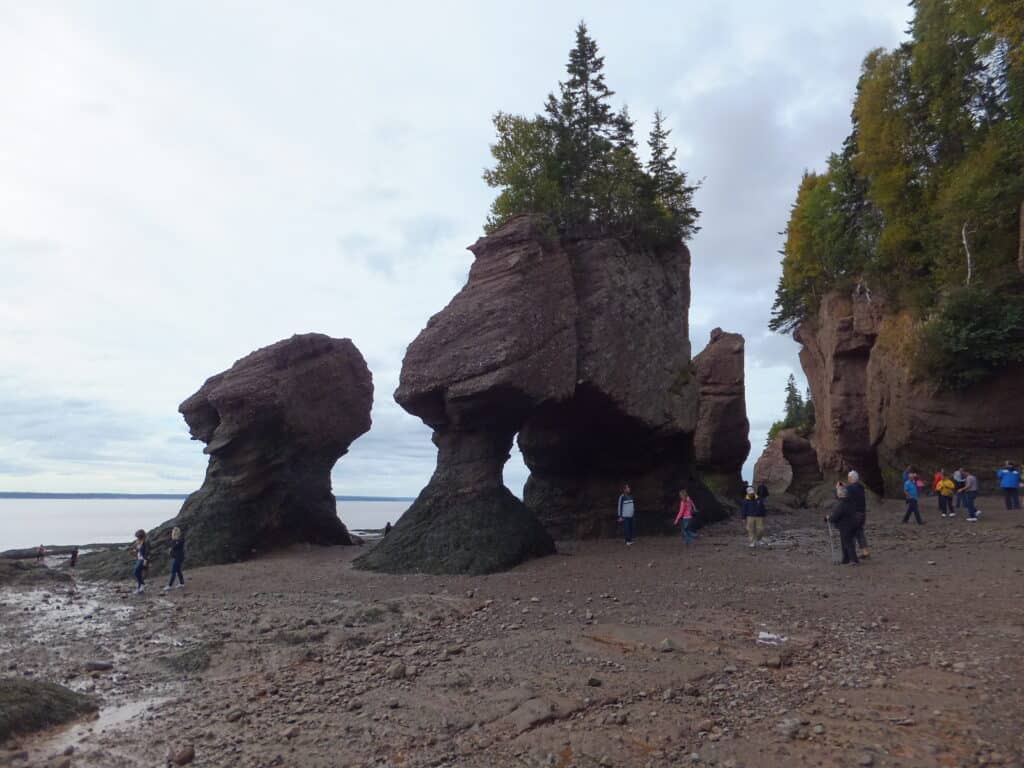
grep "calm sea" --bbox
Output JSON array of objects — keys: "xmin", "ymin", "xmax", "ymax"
[{"xmin": 0, "ymin": 498, "xmax": 410, "ymax": 551}]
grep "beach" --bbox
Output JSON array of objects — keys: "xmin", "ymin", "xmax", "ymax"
[{"xmin": 2, "ymin": 498, "xmax": 1023, "ymax": 767}]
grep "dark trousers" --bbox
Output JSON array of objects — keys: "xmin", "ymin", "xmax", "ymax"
[
  {"xmin": 1003, "ymin": 488, "xmax": 1021, "ymax": 510},
  {"xmin": 622, "ymin": 517, "xmax": 634, "ymax": 543},
  {"xmin": 854, "ymin": 524, "xmax": 867, "ymax": 550},
  {"xmin": 938, "ymin": 495, "xmax": 954, "ymax": 515},
  {"xmin": 902, "ymin": 498, "xmax": 922, "ymax": 524},
  {"xmin": 168, "ymin": 558, "xmax": 184, "ymax": 586},
  {"xmin": 134, "ymin": 560, "xmax": 145, "ymax": 587},
  {"xmin": 839, "ymin": 528, "xmax": 859, "ymax": 564},
  {"xmin": 964, "ymin": 491, "xmax": 978, "ymax": 519},
  {"xmin": 955, "ymin": 484, "xmax": 964, "ymax": 506}
]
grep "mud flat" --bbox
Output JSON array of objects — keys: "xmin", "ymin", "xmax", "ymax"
[{"xmin": 1, "ymin": 498, "xmax": 1023, "ymax": 767}]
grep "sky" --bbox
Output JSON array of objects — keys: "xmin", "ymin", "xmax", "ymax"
[{"xmin": 0, "ymin": 2, "xmax": 912, "ymax": 498}]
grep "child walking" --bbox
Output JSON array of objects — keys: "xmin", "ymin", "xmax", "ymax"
[
  {"xmin": 674, "ymin": 489, "xmax": 696, "ymax": 544},
  {"xmin": 741, "ymin": 486, "xmax": 766, "ymax": 548},
  {"xmin": 133, "ymin": 529, "xmax": 149, "ymax": 594},
  {"xmin": 165, "ymin": 527, "xmax": 185, "ymax": 591}
]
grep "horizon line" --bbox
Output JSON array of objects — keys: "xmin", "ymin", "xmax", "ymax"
[{"xmin": 0, "ymin": 492, "xmax": 416, "ymax": 502}]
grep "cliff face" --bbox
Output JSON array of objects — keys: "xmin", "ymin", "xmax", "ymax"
[
  {"xmin": 358, "ymin": 215, "xmax": 726, "ymax": 574},
  {"xmin": 692, "ymin": 328, "xmax": 749, "ymax": 499},
  {"xmin": 795, "ymin": 291, "xmax": 1024, "ymax": 495}
]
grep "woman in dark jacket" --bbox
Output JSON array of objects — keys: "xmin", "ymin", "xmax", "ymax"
[
  {"xmin": 165, "ymin": 527, "xmax": 185, "ymax": 591},
  {"xmin": 827, "ymin": 486, "xmax": 859, "ymax": 566}
]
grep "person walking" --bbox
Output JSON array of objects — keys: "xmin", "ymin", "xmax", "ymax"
[
  {"xmin": 827, "ymin": 484, "xmax": 859, "ymax": 566},
  {"xmin": 903, "ymin": 472, "xmax": 923, "ymax": 525},
  {"xmin": 953, "ymin": 467, "xmax": 966, "ymax": 508},
  {"xmin": 933, "ymin": 468, "xmax": 945, "ymax": 498},
  {"xmin": 164, "ymin": 527, "xmax": 185, "ymax": 591},
  {"xmin": 742, "ymin": 486, "xmax": 766, "ymax": 548},
  {"xmin": 132, "ymin": 529, "xmax": 149, "ymax": 594},
  {"xmin": 846, "ymin": 471, "xmax": 870, "ymax": 559},
  {"xmin": 997, "ymin": 462, "xmax": 1021, "ymax": 510},
  {"xmin": 936, "ymin": 472, "xmax": 956, "ymax": 517},
  {"xmin": 35, "ymin": 545, "xmax": 45, "ymax": 563},
  {"xmin": 69, "ymin": 547, "xmax": 79, "ymax": 568},
  {"xmin": 957, "ymin": 470, "xmax": 981, "ymax": 521},
  {"xmin": 617, "ymin": 483, "xmax": 636, "ymax": 546},
  {"xmin": 673, "ymin": 489, "xmax": 697, "ymax": 544}
]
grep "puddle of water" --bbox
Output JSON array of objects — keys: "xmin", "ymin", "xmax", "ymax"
[
  {"xmin": 25, "ymin": 695, "xmax": 173, "ymax": 760},
  {"xmin": 757, "ymin": 630, "xmax": 788, "ymax": 646}
]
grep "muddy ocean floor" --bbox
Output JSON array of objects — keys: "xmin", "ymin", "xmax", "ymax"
[{"xmin": 2, "ymin": 498, "xmax": 1023, "ymax": 768}]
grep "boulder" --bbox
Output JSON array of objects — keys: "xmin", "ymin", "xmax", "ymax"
[
  {"xmin": 0, "ymin": 678, "xmax": 96, "ymax": 741},
  {"xmin": 86, "ymin": 334, "xmax": 372, "ymax": 576},
  {"xmin": 796, "ymin": 291, "xmax": 1024, "ymax": 495},
  {"xmin": 357, "ymin": 215, "xmax": 727, "ymax": 574},
  {"xmin": 753, "ymin": 429, "xmax": 822, "ymax": 502},
  {"xmin": 692, "ymin": 328, "xmax": 749, "ymax": 499}
]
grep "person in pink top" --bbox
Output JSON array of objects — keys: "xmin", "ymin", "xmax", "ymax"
[{"xmin": 674, "ymin": 489, "xmax": 697, "ymax": 544}]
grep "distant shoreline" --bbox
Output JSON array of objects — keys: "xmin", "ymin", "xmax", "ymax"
[{"xmin": 0, "ymin": 492, "xmax": 415, "ymax": 502}]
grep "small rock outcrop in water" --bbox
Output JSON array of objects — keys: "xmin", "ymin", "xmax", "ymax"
[
  {"xmin": 81, "ymin": 334, "xmax": 372, "ymax": 577},
  {"xmin": 796, "ymin": 292, "xmax": 1024, "ymax": 495},
  {"xmin": 692, "ymin": 328, "xmax": 749, "ymax": 499},
  {"xmin": 0, "ymin": 678, "xmax": 96, "ymax": 740},
  {"xmin": 754, "ymin": 428, "xmax": 822, "ymax": 501},
  {"xmin": 356, "ymin": 215, "xmax": 727, "ymax": 574}
]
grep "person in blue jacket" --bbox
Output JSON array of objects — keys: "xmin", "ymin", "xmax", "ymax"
[
  {"xmin": 997, "ymin": 462, "xmax": 1021, "ymax": 510},
  {"xmin": 742, "ymin": 486, "xmax": 766, "ymax": 548},
  {"xmin": 617, "ymin": 483, "xmax": 636, "ymax": 546},
  {"xmin": 902, "ymin": 473, "xmax": 923, "ymax": 525}
]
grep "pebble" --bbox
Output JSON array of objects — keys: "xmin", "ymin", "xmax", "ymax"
[
  {"xmin": 170, "ymin": 745, "xmax": 195, "ymax": 765},
  {"xmin": 387, "ymin": 661, "xmax": 407, "ymax": 680}
]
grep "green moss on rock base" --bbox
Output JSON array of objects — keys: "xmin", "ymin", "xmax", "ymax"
[{"xmin": 0, "ymin": 678, "xmax": 96, "ymax": 741}]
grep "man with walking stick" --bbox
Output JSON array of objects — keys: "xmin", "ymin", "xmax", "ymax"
[{"xmin": 827, "ymin": 484, "xmax": 859, "ymax": 566}]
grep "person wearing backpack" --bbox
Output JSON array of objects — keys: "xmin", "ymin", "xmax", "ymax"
[
  {"xmin": 617, "ymin": 483, "xmax": 636, "ymax": 546},
  {"xmin": 673, "ymin": 489, "xmax": 697, "ymax": 544},
  {"xmin": 164, "ymin": 527, "xmax": 185, "ymax": 591}
]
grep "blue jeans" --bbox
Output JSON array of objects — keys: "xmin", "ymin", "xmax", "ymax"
[
  {"xmin": 964, "ymin": 491, "xmax": 978, "ymax": 519},
  {"xmin": 133, "ymin": 560, "xmax": 145, "ymax": 587},
  {"xmin": 681, "ymin": 519, "xmax": 695, "ymax": 543},
  {"xmin": 1003, "ymin": 488, "xmax": 1020, "ymax": 510},
  {"xmin": 902, "ymin": 498, "xmax": 922, "ymax": 524},
  {"xmin": 168, "ymin": 558, "xmax": 184, "ymax": 587},
  {"xmin": 622, "ymin": 517, "xmax": 634, "ymax": 543}
]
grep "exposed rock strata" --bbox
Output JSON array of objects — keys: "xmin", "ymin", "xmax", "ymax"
[
  {"xmin": 357, "ymin": 215, "xmax": 726, "ymax": 573},
  {"xmin": 796, "ymin": 291, "xmax": 1024, "ymax": 495},
  {"xmin": 84, "ymin": 334, "xmax": 373, "ymax": 577},
  {"xmin": 692, "ymin": 328, "xmax": 749, "ymax": 499},
  {"xmin": 753, "ymin": 429, "xmax": 822, "ymax": 502}
]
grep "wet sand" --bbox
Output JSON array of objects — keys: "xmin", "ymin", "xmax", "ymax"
[{"xmin": 2, "ymin": 498, "xmax": 1023, "ymax": 767}]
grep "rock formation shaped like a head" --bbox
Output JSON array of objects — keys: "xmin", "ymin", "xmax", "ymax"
[{"xmin": 171, "ymin": 333, "xmax": 373, "ymax": 565}]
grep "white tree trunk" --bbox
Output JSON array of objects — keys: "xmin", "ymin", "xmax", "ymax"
[{"xmin": 962, "ymin": 221, "xmax": 973, "ymax": 287}]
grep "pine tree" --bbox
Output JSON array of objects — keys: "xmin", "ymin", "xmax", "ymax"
[
  {"xmin": 783, "ymin": 374, "xmax": 804, "ymax": 426},
  {"xmin": 646, "ymin": 110, "xmax": 701, "ymax": 242}
]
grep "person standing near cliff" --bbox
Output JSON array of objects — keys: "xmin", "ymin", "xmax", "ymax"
[
  {"xmin": 953, "ymin": 467, "xmax": 966, "ymax": 509},
  {"xmin": 827, "ymin": 484, "xmax": 859, "ymax": 565},
  {"xmin": 845, "ymin": 471, "xmax": 870, "ymax": 558},
  {"xmin": 997, "ymin": 462, "xmax": 1021, "ymax": 510},
  {"xmin": 957, "ymin": 470, "xmax": 981, "ymax": 521},
  {"xmin": 617, "ymin": 483, "xmax": 636, "ymax": 546},
  {"xmin": 165, "ymin": 527, "xmax": 185, "ymax": 591},
  {"xmin": 132, "ymin": 529, "xmax": 150, "ymax": 594},
  {"xmin": 902, "ymin": 473, "xmax": 923, "ymax": 525},
  {"xmin": 742, "ymin": 486, "xmax": 766, "ymax": 548},
  {"xmin": 936, "ymin": 472, "xmax": 956, "ymax": 518},
  {"xmin": 673, "ymin": 489, "xmax": 696, "ymax": 544}
]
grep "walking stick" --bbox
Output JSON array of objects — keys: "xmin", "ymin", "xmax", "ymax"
[{"xmin": 826, "ymin": 520, "xmax": 838, "ymax": 564}]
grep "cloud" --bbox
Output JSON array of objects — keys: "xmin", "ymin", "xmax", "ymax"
[{"xmin": 0, "ymin": 2, "xmax": 911, "ymax": 500}]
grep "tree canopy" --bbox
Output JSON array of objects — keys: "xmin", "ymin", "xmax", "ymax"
[
  {"xmin": 770, "ymin": 0, "xmax": 1024, "ymax": 388},
  {"xmin": 483, "ymin": 22, "xmax": 700, "ymax": 247},
  {"xmin": 766, "ymin": 375, "xmax": 815, "ymax": 444}
]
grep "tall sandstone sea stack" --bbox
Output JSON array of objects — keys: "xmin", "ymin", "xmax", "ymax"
[
  {"xmin": 356, "ymin": 215, "xmax": 728, "ymax": 575},
  {"xmin": 692, "ymin": 328, "xmax": 750, "ymax": 499},
  {"xmin": 795, "ymin": 292, "xmax": 1024, "ymax": 495}
]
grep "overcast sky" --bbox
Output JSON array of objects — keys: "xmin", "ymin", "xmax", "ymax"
[{"xmin": 0, "ymin": 2, "xmax": 911, "ymax": 497}]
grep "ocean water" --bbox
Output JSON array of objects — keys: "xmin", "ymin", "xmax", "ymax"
[{"xmin": 0, "ymin": 498, "xmax": 410, "ymax": 552}]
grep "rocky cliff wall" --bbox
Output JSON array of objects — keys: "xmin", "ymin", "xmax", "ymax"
[{"xmin": 794, "ymin": 291, "xmax": 1024, "ymax": 496}]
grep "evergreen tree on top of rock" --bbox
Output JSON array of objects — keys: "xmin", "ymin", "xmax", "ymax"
[{"xmin": 483, "ymin": 21, "xmax": 700, "ymax": 246}]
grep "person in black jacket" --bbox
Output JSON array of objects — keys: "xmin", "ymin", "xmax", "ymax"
[
  {"xmin": 132, "ymin": 529, "xmax": 149, "ymax": 594},
  {"xmin": 165, "ymin": 527, "xmax": 185, "ymax": 591},
  {"xmin": 845, "ymin": 470, "xmax": 869, "ymax": 559},
  {"xmin": 827, "ymin": 485, "xmax": 859, "ymax": 566}
]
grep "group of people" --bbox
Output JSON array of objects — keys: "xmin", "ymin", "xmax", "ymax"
[
  {"xmin": 130, "ymin": 527, "xmax": 186, "ymax": 595},
  {"xmin": 828, "ymin": 471, "xmax": 871, "ymax": 565},
  {"xmin": 901, "ymin": 462, "xmax": 1022, "ymax": 524}
]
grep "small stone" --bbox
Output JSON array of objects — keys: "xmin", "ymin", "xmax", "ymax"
[
  {"xmin": 387, "ymin": 661, "xmax": 407, "ymax": 680},
  {"xmin": 659, "ymin": 638, "xmax": 676, "ymax": 653},
  {"xmin": 282, "ymin": 725, "xmax": 300, "ymax": 739},
  {"xmin": 858, "ymin": 754, "xmax": 874, "ymax": 767},
  {"xmin": 170, "ymin": 745, "xmax": 196, "ymax": 765},
  {"xmin": 84, "ymin": 661, "xmax": 113, "ymax": 672},
  {"xmin": 813, "ymin": 724, "xmax": 825, "ymax": 735},
  {"xmin": 226, "ymin": 709, "xmax": 245, "ymax": 723},
  {"xmin": 587, "ymin": 677, "xmax": 602, "ymax": 687}
]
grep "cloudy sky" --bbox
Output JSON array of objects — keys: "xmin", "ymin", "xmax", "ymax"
[{"xmin": 0, "ymin": 2, "xmax": 911, "ymax": 497}]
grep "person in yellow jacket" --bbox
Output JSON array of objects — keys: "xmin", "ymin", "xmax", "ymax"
[{"xmin": 936, "ymin": 472, "xmax": 956, "ymax": 518}]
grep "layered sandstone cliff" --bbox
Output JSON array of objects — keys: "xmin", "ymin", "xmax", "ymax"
[{"xmin": 795, "ymin": 291, "xmax": 1024, "ymax": 495}]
